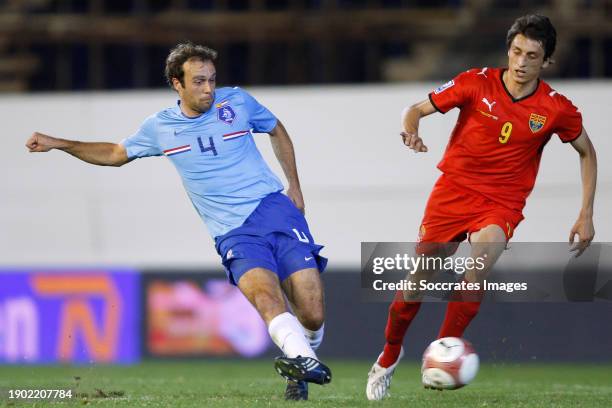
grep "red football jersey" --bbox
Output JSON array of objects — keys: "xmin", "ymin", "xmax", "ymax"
[{"xmin": 428, "ymin": 67, "xmax": 582, "ymax": 212}]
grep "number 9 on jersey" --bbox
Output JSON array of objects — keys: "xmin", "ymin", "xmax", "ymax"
[{"xmin": 499, "ymin": 122, "xmax": 513, "ymax": 144}]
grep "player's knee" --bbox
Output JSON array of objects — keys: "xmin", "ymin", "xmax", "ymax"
[
  {"xmin": 251, "ymin": 290, "xmax": 286, "ymax": 321},
  {"xmin": 299, "ymin": 308, "xmax": 324, "ymax": 331},
  {"xmin": 402, "ymin": 289, "xmax": 423, "ymax": 302}
]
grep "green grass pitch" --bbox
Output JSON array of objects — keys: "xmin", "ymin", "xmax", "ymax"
[{"xmin": 1, "ymin": 360, "xmax": 611, "ymax": 407}]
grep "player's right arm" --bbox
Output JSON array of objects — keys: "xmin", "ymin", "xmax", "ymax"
[
  {"xmin": 400, "ymin": 99, "xmax": 437, "ymax": 153},
  {"xmin": 26, "ymin": 132, "xmax": 129, "ymax": 167},
  {"xmin": 403, "ymin": 69, "xmax": 479, "ymax": 153}
]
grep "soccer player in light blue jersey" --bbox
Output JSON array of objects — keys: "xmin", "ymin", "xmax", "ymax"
[{"xmin": 26, "ymin": 43, "xmax": 330, "ymax": 401}]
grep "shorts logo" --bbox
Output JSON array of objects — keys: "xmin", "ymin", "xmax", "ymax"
[
  {"xmin": 217, "ymin": 104, "xmax": 236, "ymax": 125},
  {"xmin": 434, "ymin": 80, "xmax": 454, "ymax": 94},
  {"xmin": 292, "ymin": 228, "xmax": 310, "ymax": 243},
  {"xmin": 529, "ymin": 113, "xmax": 547, "ymax": 133},
  {"xmin": 226, "ymin": 249, "xmax": 233, "ymax": 259}
]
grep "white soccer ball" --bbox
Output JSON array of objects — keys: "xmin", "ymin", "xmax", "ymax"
[{"xmin": 421, "ymin": 337, "xmax": 479, "ymax": 390}]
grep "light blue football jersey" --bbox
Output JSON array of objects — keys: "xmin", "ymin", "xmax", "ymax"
[{"xmin": 121, "ymin": 87, "xmax": 284, "ymax": 238}]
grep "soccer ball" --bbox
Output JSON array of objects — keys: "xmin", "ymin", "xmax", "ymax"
[{"xmin": 421, "ymin": 337, "xmax": 479, "ymax": 390}]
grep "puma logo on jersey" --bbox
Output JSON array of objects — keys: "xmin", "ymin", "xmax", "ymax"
[
  {"xmin": 477, "ymin": 67, "xmax": 488, "ymax": 78},
  {"xmin": 482, "ymin": 97, "xmax": 496, "ymax": 112}
]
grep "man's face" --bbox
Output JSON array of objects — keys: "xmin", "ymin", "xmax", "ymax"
[
  {"xmin": 507, "ymin": 33, "xmax": 548, "ymax": 84},
  {"xmin": 174, "ymin": 58, "xmax": 216, "ymax": 115}
]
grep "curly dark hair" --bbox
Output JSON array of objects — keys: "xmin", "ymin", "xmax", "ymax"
[
  {"xmin": 506, "ymin": 15, "xmax": 557, "ymax": 60},
  {"xmin": 165, "ymin": 43, "xmax": 218, "ymax": 88}
]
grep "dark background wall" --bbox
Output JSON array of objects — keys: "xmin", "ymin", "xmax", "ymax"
[
  {"xmin": 319, "ymin": 272, "xmax": 612, "ymax": 362},
  {"xmin": 142, "ymin": 269, "xmax": 612, "ymax": 362}
]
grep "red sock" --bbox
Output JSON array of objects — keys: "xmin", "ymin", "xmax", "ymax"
[
  {"xmin": 438, "ymin": 301, "xmax": 481, "ymax": 338},
  {"xmin": 438, "ymin": 280, "xmax": 484, "ymax": 338},
  {"xmin": 378, "ymin": 291, "xmax": 421, "ymax": 368}
]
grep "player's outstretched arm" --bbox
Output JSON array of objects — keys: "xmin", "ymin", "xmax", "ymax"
[
  {"xmin": 26, "ymin": 132, "xmax": 129, "ymax": 167},
  {"xmin": 400, "ymin": 99, "xmax": 437, "ymax": 153},
  {"xmin": 267, "ymin": 120, "xmax": 305, "ymax": 213},
  {"xmin": 568, "ymin": 128, "xmax": 597, "ymax": 257}
]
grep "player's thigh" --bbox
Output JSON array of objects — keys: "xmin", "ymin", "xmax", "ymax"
[
  {"xmin": 237, "ymin": 266, "xmax": 287, "ymax": 325},
  {"xmin": 270, "ymin": 230, "xmax": 327, "ymax": 329},
  {"xmin": 467, "ymin": 224, "xmax": 507, "ymax": 282},
  {"xmin": 274, "ymin": 232, "xmax": 326, "ymax": 310},
  {"xmin": 280, "ymin": 267, "xmax": 325, "ymax": 330},
  {"xmin": 469, "ymin": 223, "xmax": 507, "ymax": 265},
  {"xmin": 470, "ymin": 223, "xmax": 506, "ymax": 243}
]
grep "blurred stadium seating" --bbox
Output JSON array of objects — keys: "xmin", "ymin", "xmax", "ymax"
[{"xmin": 0, "ymin": 0, "xmax": 610, "ymax": 91}]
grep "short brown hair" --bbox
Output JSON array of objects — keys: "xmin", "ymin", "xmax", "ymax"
[
  {"xmin": 506, "ymin": 15, "xmax": 557, "ymax": 60},
  {"xmin": 165, "ymin": 43, "xmax": 218, "ymax": 87}
]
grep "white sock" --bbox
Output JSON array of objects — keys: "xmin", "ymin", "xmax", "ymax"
[
  {"xmin": 301, "ymin": 323, "xmax": 324, "ymax": 351},
  {"xmin": 268, "ymin": 312, "xmax": 317, "ymax": 359}
]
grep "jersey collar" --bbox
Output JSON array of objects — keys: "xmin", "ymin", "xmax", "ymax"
[
  {"xmin": 175, "ymin": 97, "xmax": 217, "ymax": 119},
  {"xmin": 499, "ymin": 69, "xmax": 541, "ymax": 103}
]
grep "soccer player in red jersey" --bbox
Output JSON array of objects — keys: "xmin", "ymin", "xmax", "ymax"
[{"xmin": 366, "ymin": 14, "xmax": 597, "ymax": 400}]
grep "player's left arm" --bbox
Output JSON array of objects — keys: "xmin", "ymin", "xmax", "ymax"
[
  {"xmin": 268, "ymin": 120, "xmax": 305, "ymax": 213},
  {"xmin": 568, "ymin": 128, "xmax": 597, "ymax": 256}
]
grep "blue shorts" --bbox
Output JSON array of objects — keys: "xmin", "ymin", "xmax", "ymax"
[{"xmin": 215, "ymin": 192, "xmax": 328, "ymax": 286}]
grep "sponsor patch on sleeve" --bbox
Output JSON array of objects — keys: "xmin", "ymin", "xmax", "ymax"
[{"xmin": 434, "ymin": 80, "xmax": 455, "ymax": 94}]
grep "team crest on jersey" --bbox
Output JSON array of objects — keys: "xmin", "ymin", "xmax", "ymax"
[
  {"xmin": 217, "ymin": 103, "xmax": 236, "ymax": 125},
  {"xmin": 434, "ymin": 80, "xmax": 454, "ymax": 94},
  {"xmin": 529, "ymin": 113, "xmax": 547, "ymax": 133}
]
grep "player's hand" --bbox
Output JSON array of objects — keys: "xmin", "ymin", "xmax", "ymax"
[
  {"xmin": 26, "ymin": 132, "xmax": 57, "ymax": 153},
  {"xmin": 287, "ymin": 185, "xmax": 305, "ymax": 214},
  {"xmin": 401, "ymin": 131, "xmax": 428, "ymax": 153},
  {"xmin": 569, "ymin": 215, "xmax": 595, "ymax": 257}
]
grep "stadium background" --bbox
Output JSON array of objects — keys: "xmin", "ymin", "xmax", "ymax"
[{"xmin": 1, "ymin": 0, "xmax": 612, "ymax": 389}]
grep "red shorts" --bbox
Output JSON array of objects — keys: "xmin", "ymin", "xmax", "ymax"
[{"xmin": 417, "ymin": 175, "xmax": 524, "ymax": 245}]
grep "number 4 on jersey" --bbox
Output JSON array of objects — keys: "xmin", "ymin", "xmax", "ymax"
[{"xmin": 198, "ymin": 136, "xmax": 218, "ymax": 156}]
